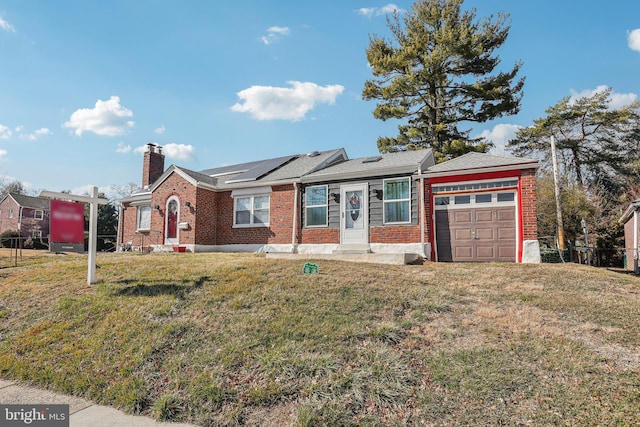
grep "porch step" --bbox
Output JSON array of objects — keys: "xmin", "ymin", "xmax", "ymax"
[{"xmin": 332, "ymin": 245, "xmax": 372, "ymax": 255}]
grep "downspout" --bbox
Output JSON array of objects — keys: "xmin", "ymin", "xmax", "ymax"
[
  {"xmin": 291, "ymin": 182, "xmax": 299, "ymax": 253},
  {"xmin": 18, "ymin": 206, "xmax": 23, "ymax": 236},
  {"xmin": 116, "ymin": 203, "xmax": 123, "ymax": 252},
  {"xmin": 418, "ymin": 163, "xmax": 426, "ymax": 259}
]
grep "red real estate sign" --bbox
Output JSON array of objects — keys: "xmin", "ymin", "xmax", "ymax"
[{"xmin": 50, "ymin": 199, "xmax": 85, "ymax": 244}]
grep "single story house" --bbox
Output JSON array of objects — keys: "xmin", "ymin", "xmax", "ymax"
[
  {"xmin": 620, "ymin": 200, "xmax": 640, "ymax": 272},
  {"xmin": 0, "ymin": 193, "xmax": 51, "ymax": 240},
  {"xmin": 117, "ymin": 144, "xmax": 540, "ymax": 262}
]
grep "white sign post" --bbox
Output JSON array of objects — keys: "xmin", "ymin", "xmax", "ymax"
[{"xmin": 39, "ymin": 186, "xmax": 109, "ymax": 285}]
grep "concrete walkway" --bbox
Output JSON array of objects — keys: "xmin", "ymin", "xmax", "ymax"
[{"xmin": 0, "ymin": 379, "xmax": 195, "ymax": 427}]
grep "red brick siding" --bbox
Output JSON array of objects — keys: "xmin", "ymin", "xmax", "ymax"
[
  {"xmin": 0, "ymin": 199, "xmax": 49, "ymax": 238},
  {"xmin": 299, "ymin": 227, "xmax": 340, "ymax": 244},
  {"xmin": 0, "ymin": 198, "xmax": 21, "ymax": 234},
  {"xmin": 370, "ymin": 224, "xmax": 421, "ymax": 244},
  {"xmin": 193, "ymin": 187, "xmax": 217, "ymax": 245},
  {"xmin": 151, "ymin": 173, "xmax": 197, "ymax": 245},
  {"xmin": 142, "ymin": 149, "xmax": 165, "ymax": 188},
  {"xmin": 520, "ymin": 169, "xmax": 538, "ymax": 240},
  {"xmin": 216, "ymin": 184, "xmax": 294, "ymax": 245}
]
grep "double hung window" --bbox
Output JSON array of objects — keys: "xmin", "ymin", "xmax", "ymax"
[
  {"xmin": 384, "ymin": 178, "xmax": 411, "ymax": 224},
  {"xmin": 235, "ymin": 195, "xmax": 270, "ymax": 226},
  {"xmin": 137, "ymin": 205, "xmax": 151, "ymax": 231},
  {"xmin": 305, "ymin": 185, "xmax": 328, "ymax": 227}
]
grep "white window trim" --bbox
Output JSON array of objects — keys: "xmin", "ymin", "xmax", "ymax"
[
  {"xmin": 32, "ymin": 230, "xmax": 42, "ymax": 239},
  {"xmin": 136, "ymin": 205, "xmax": 151, "ymax": 231},
  {"xmin": 383, "ymin": 177, "xmax": 412, "ymax": 224},
  {"xmin": 432, "ymin": 178, "xmax": 519, "ymax": 194},
  {"xmin": 9, "ymin": 208, "xmax": 13, "ymax": 219},
  {"xmin": 34, "ymin": 209, "xmax": 44, "ymax": 220},
  {"xmin": 434, "ymin": 190, "xmax": 517, "ymax": 210},
  {"xmin": 233, "ymin": 194, "xmax": 270, "ymax": 228},
  {"xmin": 305, "ymin": 185, "xmax": 328, "ymax": 228}
]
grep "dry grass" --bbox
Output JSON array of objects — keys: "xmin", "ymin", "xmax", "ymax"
[{"xmin": 0, "ymin": 253, "xmax": 639, "ymax": 426}]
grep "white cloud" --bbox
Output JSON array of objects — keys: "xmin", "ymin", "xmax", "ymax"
[
  {"xmin": 0, "ymin": 124, "xmax": 12, "ymax": 139},
  {"xmin": 0, "ymin": 17, "xmax": 15, "ymax": 32},
  {"xmin": 0, "ymin": 149, "xmax": 7, "ymax": 161},
  {"xmin": 116, "ymin": 142, "xmax": 132, "ymax": 154},
  {"xmin": 24, "ymin": 128, "xmax": 52, "ymax": 141},
  {"xmin": 476, "ymin": 123, "xmax": 522, "ymax": 155},
  {"xmin": 163, "ymin": 143, "xmax": 195, "ymax": 161},
  {"xmin": 133, "ymin": 145, "xmax": 147, "ymax": 155},
  {"xmin": 357, "ymin": 4, "xmax": 403, "ymax": 17},
  {"xmin": 63, "ymin": 96, "xmax": 135, "ymax": 136},
  {"xmin": 628, "ymin": 28, "xmax": 640, "ymax": 52},
  {"xmin": 133, "ymin": 142, "xmax": 195, "ymax": 161},
  {"xmin": 155, "ymin": 124, "xmax": 166, "ymax": 135},
  {"xmin": 260, "ymin": 26, "xmax": 291, "ymax": 45},
  {"xmin": 569, "ymin": 85, "xmax": 638, "ymax": 110},
  {"xmin": 231, "ymin": 81, "xmax": 345, "ymax": 121}
]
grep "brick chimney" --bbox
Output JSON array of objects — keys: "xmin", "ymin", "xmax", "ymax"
[{"xmin": 142, "ymin": 143, "xmax": 165, "ymax": 189}]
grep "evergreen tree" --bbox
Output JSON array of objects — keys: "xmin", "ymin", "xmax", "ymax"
[
  {"xmin": 363, "ymin": 0, "xmax": 524, "ymax": 162},
  {"xmin": 507, "ymin": 87, "xmax": 640, "ymax": 190}
]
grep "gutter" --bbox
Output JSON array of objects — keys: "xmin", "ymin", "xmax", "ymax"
[
  {"xmin": 417, "ymin": 162, "xmax": 540, "ymax": 179},
  {"xmin": 291, "ymin": 182, "xmax": 298, "ymax": 253}
]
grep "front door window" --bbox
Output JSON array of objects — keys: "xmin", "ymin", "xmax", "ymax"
[{"xmin": 165, "ymin": 198, "xmax": 179, "ymax": 244}]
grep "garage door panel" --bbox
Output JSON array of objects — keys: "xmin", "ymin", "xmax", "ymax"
[
  {"xmin": 476, "ymin": 245, "xmax": 495, "ymax": 258},
  {"xmin": 498, "ymin": 246, "xmax": 516, "ymax": 259},
  {"xmin": 474, "ymin": 210, "xmax": 494, "ymax": 222},
  {"xmin": 454, "ymin": 229, "xmax": 472, "ymax": 240},
  {"xmin": 496, "ymin": 208, "xmax": 515, "ymax": 221},
  {"xmin": 454, "ymin": 246, "xmax": 473, "ymax": 260},
  {"xmin": 475, "ymin": 227, "xmax": 494, "ymax": 239},
  {"xmin": 453, "ymin": 210, "xmax": 472, "ymax": 224},
  {"xmin": 497, "ymin": 227, "xmax": 516, "ymax": 240}
]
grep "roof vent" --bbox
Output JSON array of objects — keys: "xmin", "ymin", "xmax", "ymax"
[
  {"xmin": 307, "ymin": 151, "xmax": 320, "ymax": 157},
  {"xmin": 362, "ymin": 155, "xmax": 382, "ymax": 163}
]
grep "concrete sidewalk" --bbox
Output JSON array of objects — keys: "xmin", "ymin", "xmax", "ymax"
[{"xmin": 0, "ymin": 379, "xmax": 195, "ymax": 427}]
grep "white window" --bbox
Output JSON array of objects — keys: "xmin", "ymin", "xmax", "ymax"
[
  {"xmin": 9, "ymin": 208, "xmax": 13, "ymax": 219},
  {"xmin": 305, "ymin": 185, "xmax": 328, "ymax": 227},
  {"xmin": 137, "ymin": 205, "xmax": 151, "ymax": 231},
  {"xmin": 32, "ymin": 230, "xmax": 42, "ymax": 239},
  {"xmin": 34, "ymin": 210, "xmax": 44, "ymax": 220},
  {"xmin": 383, "ymin": 177, "xmax": 411, "ymax": 224},
  {"xmin": 234, "ymin": 194, "xmax": 270, "ymax": 227}
]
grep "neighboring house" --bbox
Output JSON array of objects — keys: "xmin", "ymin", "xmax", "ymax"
[
  {"xmin": 620, "ymin": 200, "xmax": 640, "ymax": 272},
  {"xmin": 118, "ymin": 144, "xmax": 540, "ymax": 263},
  {"xmin": 0, "ymin": 193, "xmax": 51, "ymax": 240}
]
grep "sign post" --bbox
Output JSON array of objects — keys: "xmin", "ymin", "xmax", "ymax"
[{"xmin": 39, "ymin": 187, "xmax": 108, "ymax": 285}]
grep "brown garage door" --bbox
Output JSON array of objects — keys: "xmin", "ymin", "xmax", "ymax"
[{"xmin": 435, "ymin": 207, "xmax": 516, "ymax": 262}]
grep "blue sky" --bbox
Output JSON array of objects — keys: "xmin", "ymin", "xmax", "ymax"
[{"xmin": 1, "ymin": 0, "xmax": 639, "ymax": 197}]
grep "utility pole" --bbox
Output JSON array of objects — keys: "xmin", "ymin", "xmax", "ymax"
[{"xmin": 550, "ymin": 135, "xmax": 566, "ymax": 250}]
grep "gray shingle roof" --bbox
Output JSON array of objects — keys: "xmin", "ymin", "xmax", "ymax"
[
  {"xmin": 303, "ymin": 149, "xmax": 433, "ymax": 180},
  {"xmin": 8, "ymin": 193, "xmax": 50, "ymax": 210},
  {"xmin": 426, "ymin": 152, "xmax": 538, "ymax": 173}
]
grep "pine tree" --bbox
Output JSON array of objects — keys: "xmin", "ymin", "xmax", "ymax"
[{"xmin": 363, "ymin": 0, "xmax": 524, "ymax": 162}]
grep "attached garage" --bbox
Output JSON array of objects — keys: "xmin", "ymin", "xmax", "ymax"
[
  {"xmin": 434, "ymin": 191, "xmax": 517, "ymax": 262},
  {"xmin": 420, "ymin": 152, "xmax": 540, "ymax": 263}
]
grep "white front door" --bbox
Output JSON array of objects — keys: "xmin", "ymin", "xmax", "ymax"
[{"xmin": 340, "ymin": 183, "xmax": 369, "ymax": 245}]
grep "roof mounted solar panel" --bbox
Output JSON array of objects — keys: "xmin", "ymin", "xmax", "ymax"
[{"xmin": 225, "ymin": 155, "xmax": 297, "ymax": 183}]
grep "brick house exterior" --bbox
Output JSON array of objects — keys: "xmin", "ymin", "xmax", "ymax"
[
  {"xmin": 118, "ymin": 145, "xmax": 540, "ymax": 262},
  {"xmin": 0, "ymin": 193, "xmax": 51, "ymax": 240}
]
